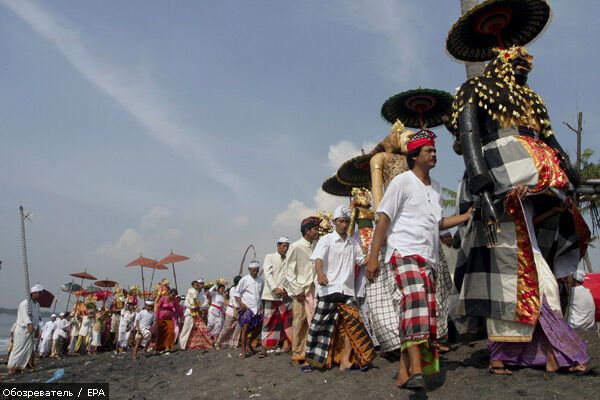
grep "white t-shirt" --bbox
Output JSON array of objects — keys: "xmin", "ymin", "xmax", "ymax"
[
  {"xmin": 236, "ymin": 275, "xmax": 264, "ymax": 314},
  {"xmin": 377, "ymin": 171, "xmax": 443, "ymax": 264},
  {"xmin": 311, "ymin": 231, "xmax": 365, "ymax": 297},
  {"xmin": 567, "ymin": 286, "xmax": 596, "ymax": 331},
  {"xmin": 226, "ymin": 286, "xmax": 239, "ymax": 317},
  {"xmin": 56, "ymin": 319, "xmax": 70, "ymax": 339},
  {"xmin": 52, "ymin": 319, "xmax": 62, "ymax": 340},
  {"xmin": 135, "ymin": 310, "xmax": 154, "ymax": 331}
]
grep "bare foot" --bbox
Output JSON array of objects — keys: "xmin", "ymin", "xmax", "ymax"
[
  {"xmin": 545, "ymin": 349, "xmax": 559, "ymax": 373},
  {"xmin": 489, "ymin": 360, "xmax": 512, "ymax": 375},
  {"xmin": 569, "ymin": 364, "xmax": 587, "ymax": 373}
]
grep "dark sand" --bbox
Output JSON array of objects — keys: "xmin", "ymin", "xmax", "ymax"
[{"xmin": 2, "ymin": 330, "xmax": 599, "ymax": 400}]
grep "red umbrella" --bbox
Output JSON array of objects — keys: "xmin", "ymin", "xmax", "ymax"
[
  {"xmin": 126, "ymin": 254, "xmax": 158, "ymax": 298},
  {"xmin": 158, "ymin": 251, "xmax": 190, "ymax": 292},
  {"xmin": 67, "ymin": 269, "xmax": 97, "ymax": 312},
  {"xmin": 36, "ymin": 289, "xmax": 55, "ymax": 308},
  {"xmin": 582, "ymin": 273, "xmax": 600, "ymax": 321}
]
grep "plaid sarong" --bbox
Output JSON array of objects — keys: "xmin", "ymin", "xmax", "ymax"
[
  {"xmin": 305, "ymin": 294, "xmax": 374, "ymax": 368},
  {"xmin": 261, "ymin": 300, "xmax": 293, "ymax": 349},
  {"xmin": 435, "ymin": 247, "xmax": 453, "ymax": 340},
  {"xmin": 452, "ymin": 130, "xmax": 589, "ymax": 324},
  {"xmin": 390, "ymin": 253, "xmax": 437, "ymax": 344},
  {"xmin": 216, "ymin": 313, "xmax": 241, "ymax": 348},
  {"xmin": 365, "ymin": 251, "xmax": 401, "ymax": 352}
]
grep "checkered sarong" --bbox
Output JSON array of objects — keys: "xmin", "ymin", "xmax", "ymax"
[
  {"xmin": 216, "ymin": 313, "xmax": 241, "ymax": 348},
  {"xmin": 261, "ymin": 300, "xmax": 292, "ymax": 349},
  {"xmin": 305, "ymin": 297, "xmax": 344, "ymax": 367},
  {"xmin": 435, "ymin": 248, "xmax": 453, "ymax": 340},
  {"xmin": 365, "ymin": 255, "xmax": 401, "ymax": 352},
  {"xmin": 390, "ymin": 252, "xmax": 437, "ymax": 344}
]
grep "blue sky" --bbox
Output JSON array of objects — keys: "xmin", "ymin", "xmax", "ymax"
[{"xmin": 1, "ymin": 0, "xmax": 599, "ymax": 306}]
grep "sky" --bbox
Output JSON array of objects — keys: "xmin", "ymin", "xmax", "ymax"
[{"xmin": 1, "ymin": 0, "xmax": 599, "ymax": 307}]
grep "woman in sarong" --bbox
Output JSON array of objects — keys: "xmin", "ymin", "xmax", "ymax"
[
  {"xmin": 215, "ymin": 278, "xmax": 242, "ymax": 349},
  {"xmin": 155, "ymin": 288, "xmax": 178, "ymax": 352}
]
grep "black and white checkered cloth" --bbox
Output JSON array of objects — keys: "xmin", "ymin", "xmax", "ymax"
[
  {"xmin": 435, "ymin": 248, "xmax": 453, "ymax": 339},
  {"xmin": 365, "ymin": 254, "xmax": 401, "ymax": 352},
  {"xmin": 305, "ymin": 295, "xmax": 354, "ymax": 368}
]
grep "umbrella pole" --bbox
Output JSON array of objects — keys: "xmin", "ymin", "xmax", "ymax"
[
  {"xmin": 52, "ymin": 295, "xmax": 58, "ymax": 314},
  {"xmin": 140, "ymin": 266, "xmax": 146, "ymax": 300},
  {"xmin": 172, "ymin": 263, "xmax": 178, "ymax": 293},
  {"xmin": 65, "ymin": 279, "xmax": 74, "ymax": 312},
  {"xmin": 149, "ymin": 268, "xmax": 156, "ymax": 292}
]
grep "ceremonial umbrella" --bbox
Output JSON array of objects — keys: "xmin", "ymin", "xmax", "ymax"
[
  {"xmin": 85, "ymin": 285, "xmax": 103, "ymax": 294},
  {"xmin": 67, "ymin": 269, "xmax": 97, "ymax": 312},
  {"xmin": 94, "ymin": 279, "xmax": 118, "ymax": 288},
  {"xmin": 158, "ymin": 251, "xmax": 190, "ymax": 292},
  {"xmin": 36, "ymin": 289, "xmax": 55, "ymax": 309},
  {"xmin": 446, "ymin": 0, "xmax": 551, "ymax": 62},
  {"xmin": 126, "ymin": 255, "xmax": 158, "ymax": 299},
  {"xmin": 583, "ymin": 273, "xmax": 600, "ymax": 321},
  {"xmin": 381, "ymin": 88, "xmax": 454, "ymax": 129},
  {"xmin": 336, "ymin": 154, "xmax": 373, "ymax": 187},
  {"xmin": 322, "ymin": 175, "xmax": 355, "ymax": 197},
  {"xmin": 61, "ymin": 282, "xmax": 83, "ymax": 293}
]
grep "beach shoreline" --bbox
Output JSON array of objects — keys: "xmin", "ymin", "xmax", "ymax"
[{"xmin": 1, "ymin": 330, "xmax": 598, "ymax": 400}]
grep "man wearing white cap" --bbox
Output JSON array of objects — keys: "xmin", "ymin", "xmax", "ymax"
[
  {"xmin": 260, "ymin": 236, "xmax": 292, "ymax": 356},
  {"xmin": 7, "ymin": 284, "xmax": 43, "ymax": 374},
  {"xmin": 566, "ymin": 271, "xmax": 596, "ymax": 331},
  {"xmin": 132, "ymin": 300, "xmax": 155, "ymax": 360},
  {"xmin": 236, "ymin": 261, "xmax": 264, "ymax": 358},
  {"xmin": 50, "ymin": 312, "xmax": 64, "ymax": 358},
  {"xmin": 38, "ymin": 313, "xmax": 56, "ymax": 357},
  {"xmin": 304, "ymin": 205, "xmax": 374, "ymax": 371}
]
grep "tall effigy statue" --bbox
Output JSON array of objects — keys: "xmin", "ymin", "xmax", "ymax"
[{"xmin": 447, "ymin": 0, "xmax": 590, "ymax": 373}]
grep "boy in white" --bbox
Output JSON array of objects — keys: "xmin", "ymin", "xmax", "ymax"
[
  {"xmin": 132, "ymin": 301, "xmax": 155, "ymax": 360},
  {"xmin": 303, "ymin": 206, "xmax": 374, "ymax": 371},
  {"xmin": 38, "ymin": 314, "xmax": 56, "ymax": 357}
]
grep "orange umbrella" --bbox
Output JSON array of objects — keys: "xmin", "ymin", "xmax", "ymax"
[
  {"xmin": 126, "ymin": 254, "xmax": 157, "ymax": 298},
  {"xmin": 158, "ymin": 251, "xmax": 190, "ymax": 292},
  {"xmin": 67, "ymin": 269, "xmax": 97, "ymax": 312}
]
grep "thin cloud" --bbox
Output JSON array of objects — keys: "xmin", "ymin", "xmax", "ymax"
[{"xmin": 1, "ymin": 0, "xmax": 243, "ymax": 195}]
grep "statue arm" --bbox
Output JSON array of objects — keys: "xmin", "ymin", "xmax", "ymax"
[{"xmin": 370, "ymin": 153, "xmax": 385, "ymax": 211}]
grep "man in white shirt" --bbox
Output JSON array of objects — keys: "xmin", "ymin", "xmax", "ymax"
[
  {"xmin": 284, "ymin": 217, "xmax": 320, "ymax": 365},
  {"xmin": 117, "ymin": 302, "xmax": 136, "ymax": 353},
  {"xmin": 179, "ymin": 280, "xmax": 202, "ymax": 350},
  {"xmin": 567, "ymin": 271, "xmax": 596, "ymax": 331},
  {"xmin": 303, "ymin": 206, "xmax": 374, "ymax": 371},
  {"xmin": 38, "ymin": 314, "xmax": 56, "ymax": 357},
  {"xmin": 366, "ymin": 131, "xmax": 470, "ymax": 390},
  {"xmin": 132, "ymin": 301, "xmax": 155, "ymax": 360},
  {"xmin": 50, "ymin": 312, "xmax": 65, "ymax": 358},
  {"xmin": 55, "ymin": 312, "xmax": 71, "ymax": 358},
  {"xmin": 260, "ymin": 237, "xmax": 292, "ymax": 355},
  {"xmin": 236, "ymin": 261, "xmax": 264, "ymax": 358},
  {"xmin": 7, "ymin": 284, "xmax": 43, "ymax": 374}
]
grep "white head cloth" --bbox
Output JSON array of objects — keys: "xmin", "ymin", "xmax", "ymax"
[
  {"xmin": 50, "ymin": 314, "xmax": 57, "ymax": 318},
  {"xmin": 59, "ymin": 312, "xmax": 65, "ymax": 317},
  {"xmin": 248, "ymin": 260, "xmax": 261, "ymax": 269},
  {"xmin": 145, "ymin": 300, "xmax": 154, "ymax": 306},
  {"xmin": 30, "ymin": 284, "xmax": 44, "ymax": 293},
  {"xmin": 333, "ymin": 205, "xmax": 350, "ymax": 220},
  {"xmin": 277, "ymin": 236, "xmax": 290, "ymax": 244},
  {"xmin": 196, "ymin": 278, "xmax": 205, "ymax": 284}
]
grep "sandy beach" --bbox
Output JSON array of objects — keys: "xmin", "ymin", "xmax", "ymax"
[{"xmin": 1, "ymin": 330, "xmax": 598, "ymax": 400}]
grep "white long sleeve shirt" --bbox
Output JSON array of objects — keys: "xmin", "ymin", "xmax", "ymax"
[
  {"xmin": 311, "ymin": 231, "xmax": 365, "ymax": 297},
  {"xmin": 284, "ymin": 238, "xmax": 316, "ymax": 296},
  {"xmin": 262, "ymin": 252, "xmax": 287, "ymax": 301},
  {"xmin": 41, "ymin": 320, "xmax": 54, "ymax": 341},
  {"xmin": 15, "ymin": 298, "xmax": 40, "ymax": 329}
]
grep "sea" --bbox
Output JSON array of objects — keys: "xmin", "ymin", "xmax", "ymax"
[{"xmin": 0, "ymin": 313, "xmax": 15, "ymax": 355}]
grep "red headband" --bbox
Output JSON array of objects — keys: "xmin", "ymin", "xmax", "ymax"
[{"xmin": 407, "ymin": 130, "xmax": 436, "ymax": 152}]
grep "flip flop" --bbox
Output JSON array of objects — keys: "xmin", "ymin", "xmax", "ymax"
[
  {"xmin": 405, "ymin": 374, "xmax": 426, "ymax": 390},
  {"xmin": 488, "ymin": 367, "xmax": 512, "ymax": 376},
  {"xmin": 300, "ymin": 365, "xmax": 314, "ymax": 373},
  {"xmin": 344, "ymin": 364, "xmax": 370, "ymax": 372}
]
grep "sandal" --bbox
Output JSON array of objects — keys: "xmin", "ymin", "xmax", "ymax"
[
  {"xmin": 405, "ymin": 373, "xmax": 426, "ymax": 390},
  {"xmin": 258, "ymin": 351, "xmax": 267, "ymax": 358},
  {"xmin": 488, "ymin": 367, "xmax": 512, "ymax": 376},
  {"xmin": 290, "ymin": 359, "xmax": 302, "ymax": 366}
]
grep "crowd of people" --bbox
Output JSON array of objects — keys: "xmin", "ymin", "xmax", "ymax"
[{"xmin": 6, "ymin": 128, "xmax": 597, "ymax": 393}]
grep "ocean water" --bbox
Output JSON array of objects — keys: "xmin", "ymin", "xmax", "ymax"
[{"xmin": 1, "ymin": 313, "xmax": 16, "ymax": 355}]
